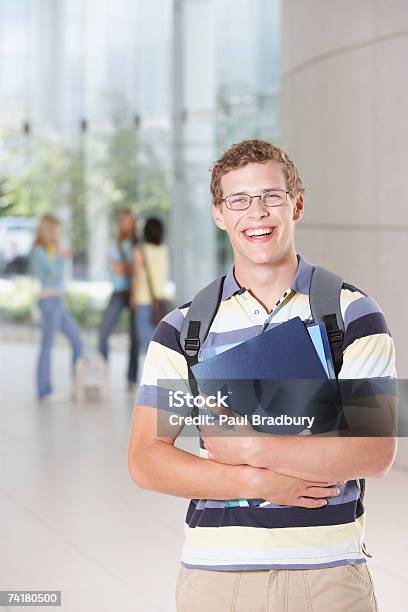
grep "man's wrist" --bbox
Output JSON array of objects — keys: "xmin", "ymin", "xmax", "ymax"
[
  {"xmin": 235, "ymin": 464, "xmax": 266, "ymax": 499},
  {"xmin": 245, "ymin": 434, "xmax": 278, "ymax": 469}
]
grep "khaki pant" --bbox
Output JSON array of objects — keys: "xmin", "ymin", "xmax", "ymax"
[{"xmin": 176, "ymin": 564, "xmax": 378, "ymax": 612}]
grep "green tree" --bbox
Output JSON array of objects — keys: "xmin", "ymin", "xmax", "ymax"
[
  {"xmin": 95, "ymin": 123, "xmax": 171, "ymax": 222},
  {"xmin": 0, "ymin": 177, "xmax": 14, "ymax": 215},
  {"xmin": 0, "ymin": 117, "xmax": 172, "ymax": 262}
]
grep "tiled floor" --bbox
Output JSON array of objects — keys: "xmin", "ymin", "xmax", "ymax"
[{"xmin": 1, "ymin": 339, "xmax": 407, "ymax": 611}]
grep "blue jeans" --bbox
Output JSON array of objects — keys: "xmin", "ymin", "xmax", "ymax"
[
  {"xmin": 98, "ymin": 291, "xmax": 139, "ymax": 383},
  {"xmin": 135, "ymin": 304, "xmax": 156, "ymax": 355},
  {"xmin": 37, "ymin": 297, "xmax": 83, "ymax": 399}
]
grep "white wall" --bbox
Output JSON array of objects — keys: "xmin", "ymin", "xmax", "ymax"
[{"xmin": 281, "ymin": 0, "xmax": 408, "ymax": 377}]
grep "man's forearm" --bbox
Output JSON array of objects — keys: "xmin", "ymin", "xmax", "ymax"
[
  {"xmin": 247, "ymin": 436, "xmax": 397, "ymax": 482},
  {"xmin": 129, "ymin": 439, "xmax": 260, "ymax": 500}
]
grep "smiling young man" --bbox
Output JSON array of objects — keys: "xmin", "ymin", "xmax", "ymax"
[{"xmin": 128, "ymin": 140, "xmax": 397, "ymax": 611}]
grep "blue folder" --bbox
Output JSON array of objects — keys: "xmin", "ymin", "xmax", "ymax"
[
  {"xmin": 193, "ymin": 317, "xmax": 327, "ymax": 380},
  {"xmin": 199, "ymin": 322, "xmax": 335, "ymax": 378},
  {"xmin": 191, "ymin": 317, "xmax": 340, "ymax": 434},
  {"xmin": 307, "ymin": 322, "xmax": 336, "ymax": 379}
]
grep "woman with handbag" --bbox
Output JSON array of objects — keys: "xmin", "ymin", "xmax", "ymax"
[{"xmin": 131, "ymin": 217, "xmax": 169, "ymax": 355}]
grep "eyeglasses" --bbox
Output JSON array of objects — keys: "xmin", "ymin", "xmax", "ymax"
[{"xmin": 222, "ymin": 189, "xmax": 290, "ymax": 211}]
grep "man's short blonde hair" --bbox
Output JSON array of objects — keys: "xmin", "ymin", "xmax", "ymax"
[{"xmin": 210, "ymin": 139, "xmax": 304, "ymax": 207}]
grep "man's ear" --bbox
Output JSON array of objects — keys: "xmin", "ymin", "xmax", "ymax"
[
  {"xmin": 212, "ymin": 204, "xmax": 227, "ymax": 230},
  {"xmin": 293, "ymin": 194, "xmax": 304, "ymax": 221}
]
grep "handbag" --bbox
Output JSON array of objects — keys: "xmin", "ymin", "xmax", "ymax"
[{"xmin": 141, "ymin": 246, "xmax": 171, "ymax": 326}]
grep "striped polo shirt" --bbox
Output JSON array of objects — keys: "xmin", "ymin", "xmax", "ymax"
[{"xmin": 136, "ymin": 254, "xmax": 397, "ymax": 571}]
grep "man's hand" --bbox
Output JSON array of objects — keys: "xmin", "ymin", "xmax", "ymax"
[
  {"xmin": 249, "ymin": 466, "xmax": 341, "ymax": 508},
  {"xmin": 203, "ymin": 434, "xmax": 256, "ymax": 465},
  {"xmin": 201, "ymin": 406, "xmax": 264, "ymax": 465}
]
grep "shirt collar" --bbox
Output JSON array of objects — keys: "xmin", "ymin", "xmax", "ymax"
[{"xmin": 221, "ymin": 254, "xmax": 315, "ymax": 300}]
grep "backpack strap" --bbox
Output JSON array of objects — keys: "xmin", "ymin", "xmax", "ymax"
[
  {"xmin": 309, "ymin": 266, "xmax": 366, "ymax": 500},
  {"xmin": 180, "ymin": 276, "xmax": 225, "ymax": 396},
  {"xmin": 309, "ymin": 266, "xmax": 345, "ymax": 377}
]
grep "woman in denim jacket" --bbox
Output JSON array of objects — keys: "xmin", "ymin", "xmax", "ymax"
[{"xmin": 31, "ymin": 214, "xmax": 83, "ymax": 402}]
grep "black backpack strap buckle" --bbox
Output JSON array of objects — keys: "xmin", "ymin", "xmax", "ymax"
[
  {"xmin": 184, "ymin": 337, "xmax": 200, "ymax": 357},
  {"xmin": 327, "ymin": 329, "xmax": 344, "ymax": 347}
]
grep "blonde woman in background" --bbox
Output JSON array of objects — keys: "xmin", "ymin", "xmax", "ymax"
[
  {"xmin": 31, "ymin": 214, "xmax": 83, "ymax": 402},
  {"xmin": 132, "ymin": 217, "xmax": 169, "ymax": 354}
]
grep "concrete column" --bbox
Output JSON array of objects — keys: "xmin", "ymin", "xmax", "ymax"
[
  {"xmin": 82, "ymin": 0, "xmax": 110, "ymax": 281},
  {"xmin": 281, "ymin": 0, "xmax": 408, "ymax": 376},
  {"xmin": 170, "ymin": 0, "xmax": 217, "ymax": 305},
  {"xmin": 27, "ymin": 0, "xmax": 64, "ymax": 127}
]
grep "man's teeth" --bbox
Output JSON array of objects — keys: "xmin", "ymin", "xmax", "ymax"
[{"xmin": 244, "ymin": 227, "xmax": 273, "ymax": 237}]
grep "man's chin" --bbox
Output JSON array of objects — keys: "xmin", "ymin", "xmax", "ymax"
[
  {"xmin": 233, "ymin": 243, "xmax": 284, "ymax": 267},
  {"xmin": 244, "ymin": 251, "xmax": 280, "ymax": 266},
  {"xmin": 245, "ymin": 247, "xmax": 281, "ymax": 264}
]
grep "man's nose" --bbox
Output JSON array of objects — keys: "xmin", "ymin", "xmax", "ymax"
[{"xmin": 248, "ymin": 196, "xmax": 270, "ymax": 217}]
